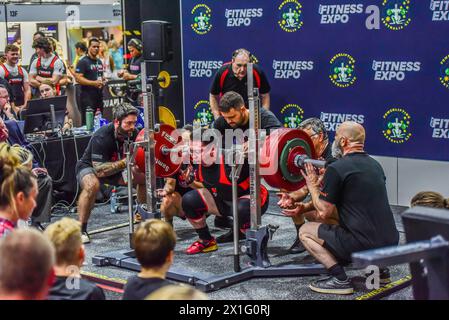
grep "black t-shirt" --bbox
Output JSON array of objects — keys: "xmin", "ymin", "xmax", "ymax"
[
  {"xmin": 212, "ymin": 107, "xmax": 281, "ymax": 135},
  {"xmin": 76, "ymin": 123, "xmax": 137, "ymax": 180},
  {"xmin": 47, "ymin": 276, "xmax": 105, "ymax": 300},
  {"xmin": 210, "ymin": 63, "xmax": 271, "ymax": 107},
  {"xmin": 122, "ymin": 276, "xmax": 172, "ymax": 300},
  {"xmin": 76, "ymin": 55, "xmax": 104, "ymax": 93},
  {"xmin": 319, "ymin": 152, "xmax": 399, "ymax": 249},
  {"xmin": 128, "ymin": 55, "xmax": 143, "ymax": 75}
]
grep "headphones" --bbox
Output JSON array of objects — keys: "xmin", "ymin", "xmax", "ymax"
[{"xmin": 127, "ymin": 38, "xmax": 143, "ymax": 52}]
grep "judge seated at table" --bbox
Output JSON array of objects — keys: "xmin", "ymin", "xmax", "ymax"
[{"xmin": 22, "ymin": 80, "xmax": 73, "ymax": 134}]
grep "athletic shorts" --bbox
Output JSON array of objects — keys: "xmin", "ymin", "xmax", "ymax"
[
  {"xmin": 318, "ymin": 224, "xmax": 367, "ymax": 265},
  {"xmin": 76, "ymin": 166, "xmax": 122, "ymax": 187}
]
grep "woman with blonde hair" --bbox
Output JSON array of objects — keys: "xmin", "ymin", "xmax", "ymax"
[
  {"xmin": 0, "ymin": 142, "xmax": 38, "ymax": 238},
  {"xmin": 411, "ymin": 191, "xmax": 449, "ymax": 209},
  {"xmin": 44, "ymin": 217, "xmax": 105, "ymax": 300},
  {"xmin": 99, "ymin": 40, "xmax": 115, "ymax": 79}
]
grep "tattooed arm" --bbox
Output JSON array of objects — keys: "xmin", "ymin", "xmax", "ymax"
[{"xmin": 92, "ymin": 159, "xmax": 127, "ymax": 178}]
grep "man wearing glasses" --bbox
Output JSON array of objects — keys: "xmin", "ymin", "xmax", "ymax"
[
  {"xmin": 277, "ymin": 118, "xmax": 338, "ymax": 254},
  {"xmin": 0, "ymin": 86, "xmax": 16, "ymax": 120},
  {"xmin": 75, "ymin": 103, "xmax": 146, "ymax": 244},
  {"xmin": 209, "ymin": 48, "xmax": 271, "ymax": 119}
]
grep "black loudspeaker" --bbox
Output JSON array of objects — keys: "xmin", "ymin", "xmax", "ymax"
[{"xmin": 142, "ymin": 20, "xmax": 173, "ymax": 62}]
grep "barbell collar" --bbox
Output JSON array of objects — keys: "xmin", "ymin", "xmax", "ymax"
[{"xmin": 294, "ymin": 154, "xmax": 327, "ymax": 169}]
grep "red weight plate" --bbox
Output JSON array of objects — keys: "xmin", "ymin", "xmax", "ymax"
[
  {"xmin": 260, "ymin": 129, "xmax": 316, "ymax": 191},
  {"xmin": 134, "ymin": 124, "xmax": 183, "ymax": 177}
]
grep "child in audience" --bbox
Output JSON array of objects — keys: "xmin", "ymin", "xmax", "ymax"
[
  {"xmin": 44, "ymin": 217, "xmax": 105, "ymax": 300},
  {"xmin": 122, "ymin": 219, "xmax": 176, "ymax": 300}
]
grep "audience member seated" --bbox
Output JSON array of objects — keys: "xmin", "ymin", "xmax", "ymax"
[
  {"xmin": 0, "ymin": 228, "xmax": 55, "ymax": 300},
  {"xmin": 0, "ymin": 119, "xmax": 53, "ymax": 230},
  {"xmin": 0, "ymin": 143, "xmax": 38, "ymax": 238},
  {"xmin": 411, "ymin": 191, "xmax": 449, "ymax": 209},
  {"xmin": 44, "ymin": 217, "xmax": 106, "ymax": 300},
  {"xmin": 38, "ymin": 79, "xmax": 73, "ymax": 133},
  {"xmin": 0, "ymin": 85, "xmax": 16, "ymax": 120},
  {"xmin": 122, "ymin": 219, "xmax": 176, "ymax": 300},
  {"xmin": 146, "ymin": 285, "xmax": 208, "ymax": 300}
]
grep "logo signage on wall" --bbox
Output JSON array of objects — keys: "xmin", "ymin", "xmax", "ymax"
[
  {"xmin": 439, "ymin": 54, "xmax": 449, "ymax": 89},
  {"xmin": 372, "ymin": 60, "xmax": 421, "ymax": 81},
  {"xmin": 225, "ymin": 8, "xmax": 263, "ymax": 27},
  {"xmin": 193, "ymin": 100, "xmax": 214, "ymax": 127},
  {"xmin": 318, "ymin": 3, "xmax": 364, "ymax": 24},
  {"xmin": 278, "ymin": 0, "xmax": 303, "ymax": 32},
  {"xmin": 191, "ymin": 4, "xmax": 213, "ymax": 35},
  {"xmin": 280, "ymin": 104, "xmax": 304, "ymax": 128},
  {"xmin": 188, "ymin": 60, "xmax": 223, "ymax": 78},
  {"xmin": 329, "ymin": 54, "xmax": 357, "ymax": 88},
  {"xmin": 382, "ymin": 108, "xmax": 412, "ymax": 144},
  {"xmin": 273, "ymin": 60, "xmax": 314, "ymax": 79},
  {"xmin": 430, "ymin": 117, "xmax": 449, "ymax": 139},
  {"xmin": 182, "ymin": 0, "xmax": 449, "ymax": 161},
  {"xmin": 381, "ymin": 0, "xmax": 412, "ymax": 30},
  {"xmin": 429, "ymin": 0, "xmax": 449, "ymax": 21},
  {"xmin": 320, "ymin": 112, "xmax": 365, "ymax": 132}
]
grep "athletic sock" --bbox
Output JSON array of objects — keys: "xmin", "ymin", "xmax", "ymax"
[
  {"xmin": 328, "ymin": 264, "xmax": 348, "ymax": 282},
  {"xmin": 196, "ymin": 226, "xmax": 213, "ymax": 241}
]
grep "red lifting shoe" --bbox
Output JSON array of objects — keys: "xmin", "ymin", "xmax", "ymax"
[{"xmin": 186, "ymin": 238, "xmax": 218, "ymax": 255}]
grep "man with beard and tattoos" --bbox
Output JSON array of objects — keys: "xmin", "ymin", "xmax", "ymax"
[
  {"xmin": 75, "ymin": 103, "xmax": 145, "ymax": 244},
  {"xmin": 298, "ymin": 121, "xmax": 399, "ymax": 295}
]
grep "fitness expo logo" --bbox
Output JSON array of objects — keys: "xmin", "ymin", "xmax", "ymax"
[
  {"xmin": 272, "ymin": 60, "xmax": 314, "ymax": 79},
  {"xmin": 430, "ymin": 0, "xmax": 449, "ymax": 21},
  {"xmin": 191, "ymin": 4, "xmax": 212, "ymax": 35},
  {"xmin": 329, "ymin": 53, "xmax": 357, "ymax": 88},
  {"xmin": 382, "ymin": 108, "xmax": 412, "ymax": 144},
  {"xmin": 320, "ymin": 112, "xmax": 365, "ymax": 132},
  {"xmin": 225, "ymin": 7, "xmax": 263, "ymax": 27},
  {"xmin": 188, "ymin": 60, "xmax": 223, "ymax": 78},
  {"xmin": 430, "ymin": 117, "xmax": 449, "ymax": 139},
  {"xmin": 318, "ymin": 3, "xmax": 364, "ymax": 24},
  {"xmin": 439, "ymin": 54, "xmax": 449, "ymax": 88},
  {"xmin": 372, "ymin": 60, "xmax": 421, "ymax": 81},
  {"xmin": 278, "ymin": 0, "xmax": 303, "ymax": 32},
  {"xmin": 381, "ymin": 0, "xmax": 411, "ymax": 30},
  {"xmin": 280, "ymin": 104, "xmax": 304, "ymax": 128},
  {"xmin": 193, "ymin": 100, "xmax": 214, "ymax": 127}
]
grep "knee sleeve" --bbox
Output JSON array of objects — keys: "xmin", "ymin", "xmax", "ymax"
[
  {"xmin": 237, "ymin": 196, "xmax": 269, "ymax": 229},
  {"xmin": 181, "ymin": 190, "xmax": 208, "ymax": 220},
  {"xmin": 237, "ymin": 198, "xmax": 251, "ymax": 229}
]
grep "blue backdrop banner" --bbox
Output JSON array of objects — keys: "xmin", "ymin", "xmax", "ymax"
[{"xmin": 181, "ymin": 0, "xmax": 449, "ymax": 161}]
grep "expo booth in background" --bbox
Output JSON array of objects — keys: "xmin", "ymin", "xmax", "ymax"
[
  {"xmin": 0, "ymin": 2, "xmax": 124, "ymax": 126},
  {"xmin": 178, "ymin": 0, "xmax": 449, "ymax": 206}
]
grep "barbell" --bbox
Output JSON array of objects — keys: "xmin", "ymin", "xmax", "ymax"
[{"xmin": 134, "ymin": 125, "xmax": 326, "ymax": 191}]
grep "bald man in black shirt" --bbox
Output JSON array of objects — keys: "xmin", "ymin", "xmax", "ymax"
[{"xmin": 299, "ymin": 121, "xmax": 399, "ymax": 295}]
